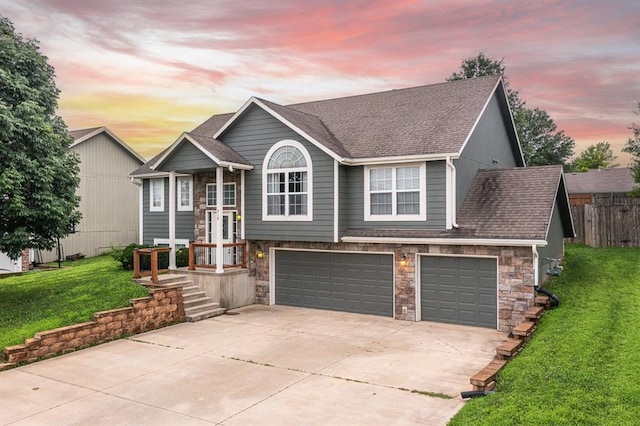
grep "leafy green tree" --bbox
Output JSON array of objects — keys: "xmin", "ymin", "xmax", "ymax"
[
  {"xmin": 447, "ymin": 52, "xmax": 575, "ymax": 167},
  {"xmin": 0, "ymin": 15, "xmax": 81, "ymax": 260},
  {"xmin": 571, "ymin": 141, "xmax": 618, "ymax": 172},
  {"xmin": 623, "ymin": 102, "xmax": 640, "ymax": 186}
]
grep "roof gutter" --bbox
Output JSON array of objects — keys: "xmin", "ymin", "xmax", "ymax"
[
  {"xmin": 341, "ymin": 236, "xmax": 548, "ymax": 247},
  {"xmin": 342, "ymin": 153, "xmax": 459, "ymax": 166}
]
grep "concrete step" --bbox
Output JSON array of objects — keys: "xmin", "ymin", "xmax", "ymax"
[
  {"xmin": 185, "ymin": 301, "xmax": 223, "ymax": 315},
  {"xmin": 183, "ymin": 291, "xmax": 207, "ymax": 301},
  {"xmin": 184, "ymin": 297, "xmax": 215, "ymax": 309},
  {"xmin": 186, "ymin": 307, "xmax": 226, "ymax": 322}
]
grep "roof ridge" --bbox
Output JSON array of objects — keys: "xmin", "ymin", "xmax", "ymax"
[{"xmin": 286, "ymin": 75, "xmax": 500, "ymax": 108}]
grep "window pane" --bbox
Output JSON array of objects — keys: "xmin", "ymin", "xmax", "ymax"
[
  {"xmin": 180, "ymin": 178, "xmax": 190, "ymax": 207},
  {"xmin": 267, "ymin": 194, "xmax": 285, "ymax": 215},
  {"xmin": 268, "ymin": 146, "xmax": 307, "ymax": 169},
  {"xmin": 397, "ymin": 167, "xmax": 419, "ymax": 190},
  {"xmin": 397, "ymin": 191, "xmax": 420, "ymax": 214},
  {"xmin": 288, "ymin": 194, "xmax": 307, "ymax": 215},
  {"xmin": 152, "ymin": 180, "xmax": 162, "ymax": 207},
  {"xmin": 223, "ymin": 183, "xmax": 236, "ymax": 206},
  {"xmin": 288, "ymin": 171, "xmax": 307, "ymax": 193},
  {"xmin": 371, "ymin": 192, "xmax": 392, "ymax": 215},
  {"xmin": 207, "ymin": 184, "xmax": 216, "ymax": 206},
  {"xmin": 370, "ymin": 168, "xmax": 392, "ymax": 191},
  {"xmin": 267, "ymin": 173, "xmax": 285, "ymax": 194}
]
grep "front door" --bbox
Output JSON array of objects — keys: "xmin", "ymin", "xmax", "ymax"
[{"xmin": 206, "ymin": 211, "xmax": 237, "ymax": 265}]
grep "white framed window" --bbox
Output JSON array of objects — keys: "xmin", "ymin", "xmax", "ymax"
[
  {"xmin": 262, "ymin": 140, "xmax": 313, "ymax": 221},
  {"xmin": 364, "ymin": 163, "xmax": 426, "ymax": 221},
  {"xmin": 177, "ymin": 176, "xmax": 193, "ymax": 211},
  {"xmin": 150, "ymin": 178, "xmax": 164, "ymax": 212},
  {"xmin": 206, "ymin": 182, "xmax": 236, "ymax": 207}
]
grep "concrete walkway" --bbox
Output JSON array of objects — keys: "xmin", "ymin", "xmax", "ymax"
[{"xmin": 0, "ymin": 305, "xmax": 505, "ymax": 425}]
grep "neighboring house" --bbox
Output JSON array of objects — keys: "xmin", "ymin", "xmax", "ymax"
[
  {"xmin": 0, "ymin": 250, "xmax": 29, "ymax": 274},
  {"xmin": 38, "ymin": 127, "xmax": 146, "ymax": 263},
  {"xmin": 565, "ymin": 168, "xmax": 639, "ymax": 247},
  {"xmin": 130, "ymin": 75, "xmax": 574, "ymax": 332},
  {"xmin": 565, "ymin": 167, "xmax": 636, "ymax": 205}
]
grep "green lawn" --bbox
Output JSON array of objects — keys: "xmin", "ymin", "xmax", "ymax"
[
  {"xmin": 450, "ymin": 244, "xmax": 640, "ymax": 425},
  {"xmin": 0, "ymin": 255, "xmax": 149, "ymax": 351}
]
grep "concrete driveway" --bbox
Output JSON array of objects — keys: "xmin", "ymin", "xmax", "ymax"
[{"xmin": 0, "ymin": 305, "xmax": 504, "ymax": 425}]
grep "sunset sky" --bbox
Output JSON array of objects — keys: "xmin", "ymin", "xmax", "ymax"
[{"xmin": 2, "ymin": 0, "xmax": 638, "ymax": 163}]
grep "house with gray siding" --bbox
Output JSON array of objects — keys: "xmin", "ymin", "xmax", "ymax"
[
  {"xmin": 131, "ymin": 76, "xmax": 574, "ymax": 332},
  {"xmin": 38, "ymin": 127, "xmax": 145, "ymax": 263}
]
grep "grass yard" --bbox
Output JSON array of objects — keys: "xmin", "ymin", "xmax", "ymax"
[
  {"xmin": 0, "ymin": 255, "xmax": 149, "ymax": 351},
  {"xmin": 450, "ymin": 244, "xmax": 640, "ymax": 425}
]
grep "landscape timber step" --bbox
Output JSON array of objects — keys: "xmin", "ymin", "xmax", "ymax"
[
  {"xmin": 524, "ymin": 305, "xmax": 545, "ymax": 323},
  {"xmin": 470, "ymin": 359, "xmax": 507, "ymax": 391},
  {"xmin": 535, "ymin": 295, "xmax": 552, "ymax": 309},
  {"xmin": 512, "ymin": 321, "xmax": 536, "ymax": 341},
  {"xmin": 496, "ymin": 339, "xmax": 524, "ymax": 360}
]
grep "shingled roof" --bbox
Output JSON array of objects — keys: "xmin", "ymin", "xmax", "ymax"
[
  {"xmin": 189, "ymin": 75, "xmax": 505, "ymax": 161},
  {"xmin": 565, "ymin": 167, "xmax": 636, "ymax": 194},
  {"xmin": 457, "ymin": 165, "xmax": 573, "ymax": 240}
]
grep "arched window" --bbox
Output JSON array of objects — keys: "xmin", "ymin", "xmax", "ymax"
[{"xmin": 262, "ymin": 140, "xmax": 313, "ymax": 221}]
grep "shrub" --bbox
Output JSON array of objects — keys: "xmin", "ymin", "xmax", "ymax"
[
  {"xmin": 110, "ymin": 244, "xmax": 189, "ymax": 270},
  {"xmin": 110, "ymin": 243, "xmax": 150, "ymax": 270}
]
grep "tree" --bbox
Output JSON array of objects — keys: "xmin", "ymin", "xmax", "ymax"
[
  {"xmin": 571, "ymin": 141, "xmax": 618, "ymax": 172},
  {"xmin": 0, "ymin": 15, "xmax": 81, "ymax": 260},
  {"xmin": 622, "ymin": 102, "xmax": 640, "ymax": 185},
  {"xmin": 447, "ymin": 52, "xmax": 575, "ymax": 167}
]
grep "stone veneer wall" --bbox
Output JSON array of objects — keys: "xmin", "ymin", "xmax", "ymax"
[
  {"xmin": 248, "ymin": 241, "xmax": 535, "ymax": 332},
  {"xmin": 1, "ymin": 286, "xmax": 185, "ymax": 369}
]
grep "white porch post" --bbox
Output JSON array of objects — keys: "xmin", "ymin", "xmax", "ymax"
[
  {"xmin": 215, "ymin": 166, "xmax": 224, "ymax": 273},
  {"xmin": 241, "ymin": 169, "xmax": 246, "ymax": 240},
  {"xmin": 168, "ymin": 171, "xmax": 176, "ymax": 269}
]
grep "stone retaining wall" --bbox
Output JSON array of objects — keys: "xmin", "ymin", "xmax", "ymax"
[{"xmin": 1, "ymin": 286, "xmax": 185, "ymax": 369}]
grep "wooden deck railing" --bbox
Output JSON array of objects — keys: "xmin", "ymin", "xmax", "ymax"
[
  {"xmin": 188, "ymin": 242, "xmax": 247, "ymax": 270},
  {"xmin": 133, "ymin": 247, "xmax": 171, "ymax": 284}
]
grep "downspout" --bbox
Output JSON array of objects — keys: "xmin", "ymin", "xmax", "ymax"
[
  {"xmin": 446, "ymin": 156, "xmax": 459, "ymax": 228},
  {"xmin": 533, "ymin": 244, "xmax": 560, "ymax": 308}
]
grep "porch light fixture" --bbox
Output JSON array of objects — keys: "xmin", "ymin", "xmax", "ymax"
[
  {"xmin": 236, "ymin": 213, "xmax": 242, "ymax": 220},
  {"xmin": 400, "ymin": 255, "xmax": 408, "ymax": 267},
  {"xmin": 256, "ymin": 250, "xmax": 265, "ymax": 259}
]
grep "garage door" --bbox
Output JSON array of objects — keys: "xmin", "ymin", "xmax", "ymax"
[
  {"xmin": 274, "ymin": 250, "xmax": 393, "ymax": 317},
  {"xmin": 420, "ymin": 256, "xmax": 497, "ymax": 328}
]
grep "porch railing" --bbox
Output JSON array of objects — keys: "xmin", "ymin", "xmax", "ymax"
[
  {"xmin": 188, "ymin": 242, "xmax": 247, "ymax": 270},
  {"xmin": 133, "ymin": 247, "xmax": 171, "ymax": 284}
]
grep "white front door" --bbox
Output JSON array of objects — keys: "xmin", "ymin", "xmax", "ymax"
[{"xmin": 206, "ymin": 211, "xmax": 237, "ymax": 265}]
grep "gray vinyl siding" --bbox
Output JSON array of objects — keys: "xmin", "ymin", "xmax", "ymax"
[
  {"xmin": 157, "ymin": 141, "xmax": 218, "ymax": 173},
  {"xmin": 537, "ymin": 201, "xmax": 565, "ymax": 286},
  {"xmin": 455, "ymin": 93, "xmax": 519, "ymax": 212},
  {"xmin": 142, "ymin": 178, "xmax": 195, "ymax": 244},
  {"xmin": 40, "ymin": 132, "xmax": 143, "ymax": 261},
  {"xmin": 339, "ymin": 164, "xmax": 349, "ymax": 235},
  {"xmin": 221, "ymin": 105, "xmax": 334, "ymax": 241},
  {"xmin": 345, "ymin": 161, "xmax": 446, "ymax": 229}
]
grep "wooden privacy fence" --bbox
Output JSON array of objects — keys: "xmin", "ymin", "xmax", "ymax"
[{"xmin": 568, "ymin": 193, "xmax": 640, "ymax": 247}]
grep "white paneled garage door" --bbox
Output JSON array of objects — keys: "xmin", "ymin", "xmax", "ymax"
[
  {"xmin": 274, "ymin": 250, "xmax": 393, "ymax": 317},
  {"xmin": 420, "ymin": 255, "xmax": 497, "ymax": 328}
]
